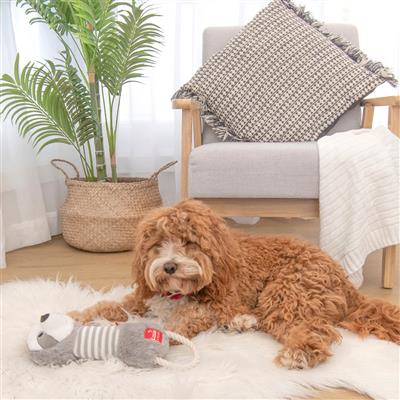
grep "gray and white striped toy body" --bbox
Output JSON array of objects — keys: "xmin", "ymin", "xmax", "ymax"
[
  {"xmin": 73, "ymin": 325, "xmax": 120, "ymax": 360},
  {"xmin": 27, "ymin": 313, "xmax": 170, "ymax": 368}
]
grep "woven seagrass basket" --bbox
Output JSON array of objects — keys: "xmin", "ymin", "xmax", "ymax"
[{"xmin": 51, "ymin": 159, "xmax": 176, "ymax": 252}]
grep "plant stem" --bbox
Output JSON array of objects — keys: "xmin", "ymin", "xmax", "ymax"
[
  {"xmin": 81, "ymin": 140, "xmax": 96, "ymax": 180},
  {"xmin": 88, "ymin": 66, "xmax": 107, "ymax": 181},
  {"xmin": 114, "ymin": 95, "xmax": 122, "ymax": 135},
  {"xmin": 108, "ymin": 93, "xmax": 117, "ymax": 182},
  {"xmin": 100, "ymin": 85, "xmax": 110, "ymax": 139},
  {"xmin": 110, "ymin": 95, "xmax": 122, "ymax": 183},
  {"xmin": 86, "ymin": 139, "xmax": 95, "ymax": 178},
  {"xmin": 100, "ymin": 85, "xmax": 116, "ymax": 181},
  {"xmin": 110, "ymin": 154, "xmax": 117, "ymax": 182}
]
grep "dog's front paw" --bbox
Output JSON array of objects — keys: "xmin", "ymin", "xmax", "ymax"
[
  {"xmin": 225, "ymin": 314, "xmax": 258, "ymax": 332},
  {"xmin": 275, "ymin": 348, "xmax": 309, "ymax": 369},
  {"xmin": 275, "ymin": 345, "xmax": 330, "ymax": 369}
]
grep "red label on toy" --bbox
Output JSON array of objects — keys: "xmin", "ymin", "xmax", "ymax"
[{"xmin": 144, "ymin": 328, "xmax": 163, "ymax": 343}]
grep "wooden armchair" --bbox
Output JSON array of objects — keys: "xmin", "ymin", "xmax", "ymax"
[
  {"xmin": 172, "ymin": 24, "xmax": 399, "ymax": 289},
  {"xmin": 173, "ymin": 96, "xmax": 399, "ymax": 288}
]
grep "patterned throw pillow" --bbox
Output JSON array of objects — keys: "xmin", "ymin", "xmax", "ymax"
[{"xmin": 172, "ymin": 0, "xmax": 397, "ymax": 142}]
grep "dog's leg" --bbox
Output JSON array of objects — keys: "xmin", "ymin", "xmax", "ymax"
[
  {"xmin": 68, "ymin": 291, "xmax": 148, "ymax": 324},
  {"xmin": 255, "ymin": 281, "xmax": 343, "ymax": 369},
  {"xmin": 273, "ymin": 320, "xmax": 341, "ymax": 369},
  {"xmin": 165, "ymin": 302, "xmax": 216, "ymax": 338}
]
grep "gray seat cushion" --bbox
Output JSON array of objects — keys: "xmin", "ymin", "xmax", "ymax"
[{"xmin": 189, "ymin": 142, "xmax": 319, "ymax": 198}]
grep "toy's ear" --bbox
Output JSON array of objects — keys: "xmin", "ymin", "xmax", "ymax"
[{"xmin": 40, "ymin": 313, "xmax": 75, "ymax": 342}]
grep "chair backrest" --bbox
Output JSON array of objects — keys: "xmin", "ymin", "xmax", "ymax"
[{"xmin": 202, "ymin": 24, "xmax": 362, "ymax": 143}]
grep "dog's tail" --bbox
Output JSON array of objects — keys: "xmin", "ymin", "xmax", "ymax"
[{"xmin": 340, "ymin": 292, "xmax": 400, "ymax": 344}]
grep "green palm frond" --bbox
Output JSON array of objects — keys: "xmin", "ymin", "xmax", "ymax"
[
  {"xmin": 96, "ymin": 1, "xmax": 162, "ymax": 95},
  {"xmin": 16, "ymin": 0, "xmax": 76, "ymax": 35},
  {"xmin": 17, "ymin": 0, "xmax": 105, "ymax": 70},
  {"xmin": 0, "ymin": 54, "xmax": 96, "ymax": 176},
  {"xmin": 65, "ymin": 0, "xmax": 99, "ymax": 65},
  {"xmin": 16, "ymin": 0, "xmax": 94, "ymax": 84},
  {"xmin": 5, "ymin": 0, "xmax": 162, "ymax": 181},
  {"xmin": 54, "ymin": 50, "xmax": 98, "ymax": 146}
]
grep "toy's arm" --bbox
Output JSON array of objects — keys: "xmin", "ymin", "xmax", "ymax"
[{"xmin": 69, "ymin": 291, "xmax": 148, "ymax": 324}]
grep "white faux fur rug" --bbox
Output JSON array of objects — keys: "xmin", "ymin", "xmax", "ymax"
[{"xmin": 1, "ymin": 279, "xmax": 399, "ymax": 399}]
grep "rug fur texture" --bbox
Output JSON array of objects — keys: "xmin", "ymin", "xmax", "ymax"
[{"xmin": 1, "ymin": 279, "xmax": 399, "ymax": 399}]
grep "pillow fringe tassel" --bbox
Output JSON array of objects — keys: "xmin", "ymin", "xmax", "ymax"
[
  {"xmin": 280, "ymin": 0, "xmax": 398, "ymax": 87},
  {"xmin": 171, "ymin": 88, "xmax": 240, "ymax": 142}
]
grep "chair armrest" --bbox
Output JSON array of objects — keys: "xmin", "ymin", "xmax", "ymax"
[
  {"xmin": 361, "ymin": 96, "xmax": 400, "ymax": 107},
  {"xmin": 172, "ymin": 98, "xmax": 202, "ymax": 110},
  {"xmin": 172, "ymin": 98, "xmax": 203, "ymax": 199},
  {"xmin": 171, "ymin": 98, "xmax": 202, "ymax": 148},
  {"xmin": 361, "ymin": 96, "xmax": 400, "ymax": 135}
]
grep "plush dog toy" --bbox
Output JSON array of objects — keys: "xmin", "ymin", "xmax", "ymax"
[{"xmin": 27, "ymin": 313, "xmax": 198, "ymax": 369}]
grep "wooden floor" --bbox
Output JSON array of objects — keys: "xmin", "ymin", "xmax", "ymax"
[{"xmin": 2, "ymin": 217, "xmax": 398, "ymax": 400}]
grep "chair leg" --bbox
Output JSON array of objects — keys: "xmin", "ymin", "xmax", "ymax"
[{"xmin": 382, "ymin": 245, "xmax": 399, "ymax": 289}]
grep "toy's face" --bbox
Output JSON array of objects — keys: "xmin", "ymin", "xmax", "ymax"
[{"xmin": 27, "ymin": 313, "xmax": 75, "ymax": 351}]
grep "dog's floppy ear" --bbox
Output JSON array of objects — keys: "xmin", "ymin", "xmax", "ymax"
[
  {"xmin": 130, "ymin": 204, "xmax": 177, "ymax": 297},
  {"xmin": 202, "ymin": 211, "xmax": 242, "ymax": 301},
  {"xmin": 130, "ymin": 216, "xmax": 157, "ymax": 300},
  {"xmin": 176, "ymin": 200, "xmax": 242, "ymax": 301},
  {"xmin": 131, "ymin": 257, "xmax": 153, "ymax": 300}
]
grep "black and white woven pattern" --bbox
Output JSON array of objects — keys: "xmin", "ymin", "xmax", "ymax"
[{"xmin": 173, "ymin": 0, "xmax": 397, "ymax": 143}]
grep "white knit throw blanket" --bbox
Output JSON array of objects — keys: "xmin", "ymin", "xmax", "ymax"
[{"xmin": 318, "ymin": 126, "xmax": 399, "ymax": 288}]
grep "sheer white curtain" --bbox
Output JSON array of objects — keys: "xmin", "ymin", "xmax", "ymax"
[{"xmin": 1, "ymin": 0, "xmax": 399, "ymax": 266}]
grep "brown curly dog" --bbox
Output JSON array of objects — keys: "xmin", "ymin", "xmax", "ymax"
[{"xmin": 70, "ymin": 199, "xmax": 400, "ymax": 369}]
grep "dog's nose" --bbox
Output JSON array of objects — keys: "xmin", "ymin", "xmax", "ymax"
[
  {"xmin": 164, "ymin": 262, "xmax": 177, "ymax": 275},
  {"xmin": 40, "ymin": 313, "xmax": 49, "ymax": 323}
]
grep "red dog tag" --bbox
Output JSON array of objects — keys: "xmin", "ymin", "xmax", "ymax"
[{"xmin": 144, "ymin": 328, "xmax": 163, "ymax": 343}]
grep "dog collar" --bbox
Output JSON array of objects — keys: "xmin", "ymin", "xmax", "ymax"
[{"xmin": 163, "ymin": 292, "xmax": 184, "ymax": 301}]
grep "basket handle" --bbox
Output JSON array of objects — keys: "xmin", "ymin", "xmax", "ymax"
[
  {"xmin": 150, "ymin": 161, "xmax": 177, "ymax": 180},
  {"xmin": 51, "ymin": 159, "xmax": 80, "ymax": 180}
]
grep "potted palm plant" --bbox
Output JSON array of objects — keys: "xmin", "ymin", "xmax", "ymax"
[{"xmin": 1, "ymin": 0, "xmax": 175, "ymax": 252}]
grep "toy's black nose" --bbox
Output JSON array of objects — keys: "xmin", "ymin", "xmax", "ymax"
[
  {"xmin": 164, "ymin": 262, "xmax": 177, "ymax": 275},
  {"xmin": 40, "ymin": 313, "xmax": 49, "ymax": 323}
]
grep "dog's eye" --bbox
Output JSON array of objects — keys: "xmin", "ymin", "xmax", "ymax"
[
  {"xmin": 38, "ymin": 332, "xmax": 43, "ymax": 338},
  {"xmin": 184, "ymin": 241, "xmax": 197, "ymax": 246}
]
